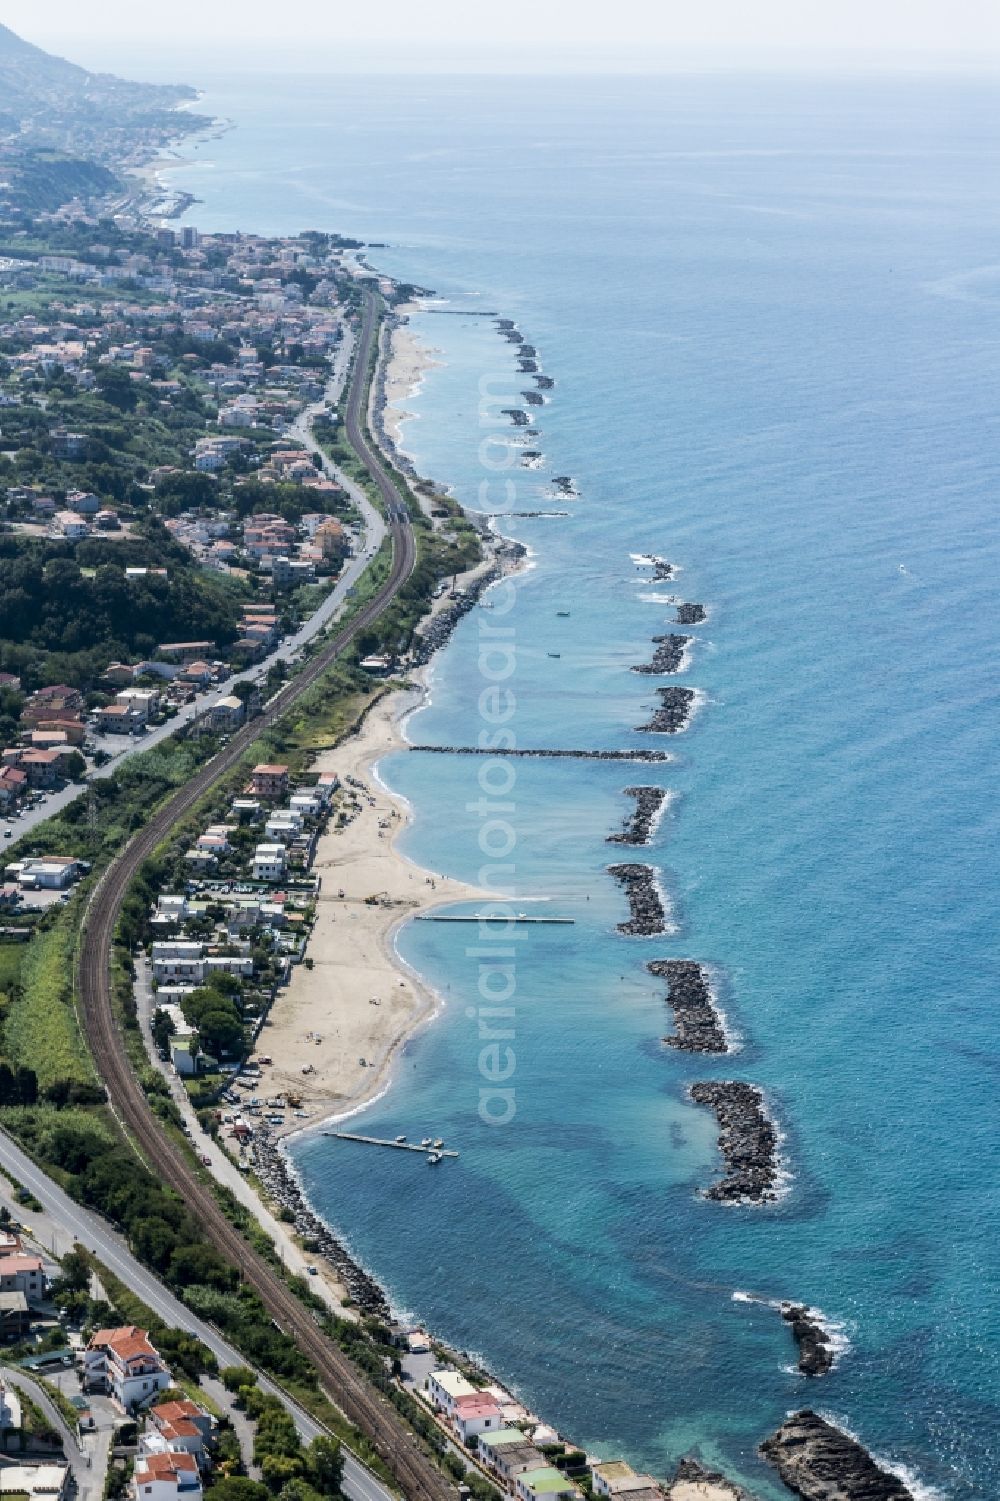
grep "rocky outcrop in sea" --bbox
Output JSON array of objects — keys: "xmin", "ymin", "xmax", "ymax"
[
  {"xmin": 522, "ymin": 390, "xmax": 545, "ymax": 406},
  {"xmin": 636, "ymin": 686, "xmax": 696, "ymax": 733},
  {"xmin": 632, "ymin": 633, "xmax": 691, "ymax": 675},
  {"xmin": 502, "ymin": 407, "xmax": 530, "ymax": 426},
  {"xmin": 649, "ymin": 959, "xmax": 728, "ymax": 1054},
  {"xmin": 676, "ymin": 602, "xmax": 707, "ymax": 625},
  {"xmin": 759, "ymin": 1411, "xmax": 915, "ymax": 1500},
  {"xmin": 781, "ymin": 1303, "xmax": 836, "ymax": 1377},
  {"xmin": 607, "ymin": 786, "xmax": 669, "ymax": 846},
  {"xmin": 689, "ymin": 1081, "xmax": 780, "ymax": 1203},
  {"xmin": 252, "ymin": 1135, "xmax": 390, "ymax": 1319},
  {"xmin": 551, "ymin": 474, "xmax": 577, "ymax": 496},
  {"xmin": 608, "ymin": 863, "xmax": 669, "ymax": 936}
]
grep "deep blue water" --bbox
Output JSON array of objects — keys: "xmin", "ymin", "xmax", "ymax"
[{"xmin": 171, "ymin": 73, "xmax": 1000, "ymax": 1498}]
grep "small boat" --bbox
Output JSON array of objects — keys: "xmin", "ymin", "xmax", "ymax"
[
  {"xmin": 395, "ymin": 1134, "xmax": 407, "ymax": 1144},
  {"xmin": 547, "ymin": 651, "xmax": 561, "ymax": 658},
  {"xmin": 556, "ymin": 611, "xmax": 570, "ymax": 617},
  {"xmin": 420, "ymin": 1137, "xmax": 432, "ymax": 1147},
  {"xmin": 433, "ymin": 1138, "xmax": 444, "ymax": 1149},
  {"xmin": 427, "ymin": 1152, "xmax": 442, "ymax": 1165}
]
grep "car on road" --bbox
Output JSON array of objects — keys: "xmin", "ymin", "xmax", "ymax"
[{"xmin": 200, "ymin": 1154, "xmax": 211, "ymax": 1166}]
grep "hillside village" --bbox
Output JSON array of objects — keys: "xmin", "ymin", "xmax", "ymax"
[{"xmin": 0, "ymin": 216, "xmax": 369, "ymax": 831}]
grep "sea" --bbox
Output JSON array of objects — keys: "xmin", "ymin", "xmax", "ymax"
[{"xmin": 163, "ymin": 70, "xmax": 1000, "ymax": 1499}]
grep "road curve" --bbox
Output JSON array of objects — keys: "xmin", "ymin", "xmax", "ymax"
[{"xmin": 76, "ymin": 290, "xmax": 450, "ymax": 1501}]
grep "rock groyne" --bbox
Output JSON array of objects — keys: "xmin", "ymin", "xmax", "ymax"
[
  {"xmin": 607, "ymin": 786, "xmax": 669, "ymax": 846},
  {"xmin": 689, "ymin": 1081, "xmax": 780, "ymax": 1203},
  {"xmin": 781, "ymin": 1304, "xmax": 836, "ymax": 1377},
  {"xmin": 649, "ymin": 959, "xmax": 728, "ymax": 1054},
  {"xmin": 252, "ymin": 1135, "xmax": 390, "ymax": 1319},
  {"xmin": 410, "ymin": 746, "xmax": 673, "ymax": 763},
  {"xmin": 676, "ymin": 602, "xmax": 707, "ymax": 625},
  {"xmin": 636, "ymin": 686, "xmax": 697, "ymax": 733},
  {"xmin": 759, "ymin": 1411, "xmax": 915, "ymax": 1501},
  {"xmin": 608, "ymin": 863, "xmax": 669, "ymax": 936},
  {"xmin": 632, "ymin": 633, "xmax": 691, "ymax": 675}
]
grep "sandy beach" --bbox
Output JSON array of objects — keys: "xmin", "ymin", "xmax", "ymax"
[
  {"xmin": 382, "ymin": 311, "xmax": 442, "ymax": 449},
  {"xmin": 262, "ymin": 683, "xmax": 488, "ymax": 1135}
]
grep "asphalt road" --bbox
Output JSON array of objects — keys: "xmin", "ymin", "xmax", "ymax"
[{"xmin": 0, "ymin": 1129, "xmax": 392, "ymax": 1501}]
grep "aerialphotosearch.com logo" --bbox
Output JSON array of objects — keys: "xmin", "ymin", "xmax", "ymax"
[{"xmin": 466, "ymin": 370, "xmax": 525, "ymax": 1128}]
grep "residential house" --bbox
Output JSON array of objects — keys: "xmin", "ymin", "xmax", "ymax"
[
  {"xmin": 0, "ymin": 766, "xmax": 27, "ymax": 807},
  {"xmin": 426, "ymin": 1369, "xmax": 477, "ymax": 1416},
  {"xmin": 514, "ymin": 1469, "xmax": 582, "ymax": 1501},
  {"xmin": 145, "ymin": 1398, "xmax": 215, "ymax": 1463},
  {"xmin": 209, "ymin": 696, "xmax": 245, "ymax": 732},
  {"xmin": 252, "ymin": 844, "xmax": 286, "ymax": 882},
  {"xmin": 452, "ymin": 1393, "xmax": 504, "ymax": 1445},
  {"xmin": 0, "ymin": 1254, "xmax": 45, "ymax": 1303},
  {"xmin": 84, "ymin": 1326, "xmax": 172, "ymax": 1410},
  {"xmin": 94, "ymin": 703, "xmax": 143, "ymax": 735},
  {"xmin": 54, "ymin": 510, "xmax": 88, "ymax": 540},
  {"xmin": 248, "ymin": 764, "xmax": 289, "ymax": 799},
  {"xmin": 271, "ymin": 555, "xmax": 315, "ymax": 589},
  {"xmin": 19, "ymin": 750, "xmax": 63, "ymax": 788},
  {"xmin": 133, "ymin": 1451, "xmax": 203, "ymax": 1501},
  {"xmin": 15, "ymin": 856, "xmax": 84, "ymax": 890},
  {"xmin": 21, "ymin": 686, "xmax": 83, "ymax": 726},
  {"xmin": 479, "ymin": 1434, "xmax": 550, "ymax": 1485},
  {"xmin": 116, "ymin": 688, "xmax": 160, "ymax": 721}
]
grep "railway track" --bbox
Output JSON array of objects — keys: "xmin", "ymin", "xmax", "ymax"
[{"xmin": 77, "ymin": 290, "xmax": 453, "ymax": 1501}]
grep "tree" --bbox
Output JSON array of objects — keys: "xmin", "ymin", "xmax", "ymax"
[
  {"xmin": 95, "ymin": 364, "xmax": 138, "ymax": 412},
  {"xmin": 261, "ymin": 1456, "xmax": 303, "ymax": 1493},
  {"xmin": 305, "ymin": 1436, "xmax": 343, "ymax": 1497},
  {"xmin": 201, "ymin": 1482, "xmax": 270, "ymax": 1501},
  {"xmin": 220, "ymin": 1364, "xmax": 256, "ymax": 1394}
]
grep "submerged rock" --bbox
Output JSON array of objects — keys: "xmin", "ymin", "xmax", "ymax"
[{"xmin": 759, "ymin": 1410, "xmax": 914, "ymax": 1500}]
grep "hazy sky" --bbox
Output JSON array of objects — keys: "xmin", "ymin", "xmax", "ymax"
[{"xmin": 7, "ymin": 0, "xmax": 1000, "ymax": 73}]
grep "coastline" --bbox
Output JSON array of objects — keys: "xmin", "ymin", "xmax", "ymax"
[
  {"xmin": 262, "ymin": 671, "xmax": 490, "ymax": 1140},
  {"xmin": 381, "ymin": 307, "xmax": 442, "ymax": 451}
]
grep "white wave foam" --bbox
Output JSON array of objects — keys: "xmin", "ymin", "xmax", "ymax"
[
  {"xmin": 637, "ymin": 591, "xmax": 679, "ymax": 604},
  {"xmin": 813, "ymin": 1413, "xmax": 945, "ymax": 1501}
]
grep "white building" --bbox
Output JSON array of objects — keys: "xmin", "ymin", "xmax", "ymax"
[
  {"xmin": 116, "ymin": 688, "xmax": 160, "ymax": 721},
  {"xmin": 84, "ymin": 1326, "xmax": 172, "ymax": 1411},
  {"xmin": 263, "ymin": 814, "xmax": 302, "ymax": 845},
  {"xmin": 0, "ymin": 1465, "xmax": 70, "ymax": 1501},
  {"xmin": 426, "ymin": 1368, "xmax": 477, "ymax": 1416},
  {"xmin": 252, "ymin": 844, "xmax": 286, "ymax": 882}
]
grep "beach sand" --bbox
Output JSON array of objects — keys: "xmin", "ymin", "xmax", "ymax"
[
  {"xmin": 263, "ymin": 685, "xmax": 488, "ymax": 1135},
  {"xmin": 382, "ymin": 312, "xmax": 442, "ymax": 449}
]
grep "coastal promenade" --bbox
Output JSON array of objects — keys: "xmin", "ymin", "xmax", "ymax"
[{"xmin": 74, "ymin": 289, "xmax": 455, "ymax": 1501}]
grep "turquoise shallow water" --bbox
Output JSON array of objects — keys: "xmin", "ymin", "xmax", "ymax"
[{"xmin": 171, "ymin": 72, "xmax": 1000, "ymax": 1497}]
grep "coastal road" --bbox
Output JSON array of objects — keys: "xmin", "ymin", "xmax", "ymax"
[
  {"xmin": 75, "ymin": 290, "xmax": 451, "ymax": 1501},
  {"xmin": 0, "ymin": 1128, "xmax": 392, "ymax": 1501}
]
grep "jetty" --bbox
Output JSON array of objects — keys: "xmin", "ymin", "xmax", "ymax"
[
  {"xmin": 417, "ymin": 913, "xmax": 573, "ymax": 925},
  {"xmin": 326, "ymin": 1131, "xmax": 459, "ymax": 1159}
]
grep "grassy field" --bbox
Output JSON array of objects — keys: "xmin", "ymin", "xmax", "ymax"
[{"xmin": 4, "ymin": 912, "xmax": 94, "ymax": 1087}]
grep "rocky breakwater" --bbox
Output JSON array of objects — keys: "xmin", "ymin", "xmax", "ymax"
[
  {"xmin": 633, "ymin": 633, "xmax": 691, "ymax": 675},
  {"xmin": 689, "ymin": 1081, "xmax": 780, "ymax": 1203},
  {"xmin": 502, "ymin": 407, "xmax": 531, "ymax": 427},
  {"xmin": 551, "ymin": 474, "xmax": 577, "ymax": 496},
  {"xmin": 636, "ymin": 686, "xmax": 696, "ymax": 733},
  {"xmin": 649, "ymin": 959, "xmax": 728, "ymax": 1054},
  {"xmin": 760, "ymin": 1411, "xmax": 915, "ymax": 1501},
  {"xmin": 412, "ymin": 746, "xmax": 674, "ymax": 762},
  {"xmin": 676, "ymin": 602, "xmax": 707, "ymax": 625},
  {"xmin": 608, "ymin": 863, "xmax": 669, "ymax": 936},
  {"xmin": 781, "ymin": 1303, "xmax": 836, "ymax": 1377},
  {"xmin": 607, "ymin": 786, "xmax": 669, "ymax": 846},
  {"xmin": 410, "ymin": 538, "xmax": 527, "ymax": 667},
  {"xmin": 251, "ymin": 1135, "xmax": 390, "ymax": 1319}
]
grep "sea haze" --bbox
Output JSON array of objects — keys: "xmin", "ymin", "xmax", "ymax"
[{"xmin": 171, "ymin": 72, "xmax": 1000, "ymax": 1498}]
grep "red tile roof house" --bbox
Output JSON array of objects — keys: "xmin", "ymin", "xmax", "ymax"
[
  {"xmin": 248, "ymin": 764, "xmax": 289, "ymax": 799},
  {"xmin": 20, "ymin": 750, "xmax": 63, "ymax": 788},
  {"xmin": 133, "ymin": 1450, "xmax": 203, "ymax": 1501},
  {"xmin": 144, "ymin": 1399, "xmax": 215, "ymax": 1463},
  {"xmin": 83, "ymin": 1326, "xmax": 171, "ymax": 1411}
]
